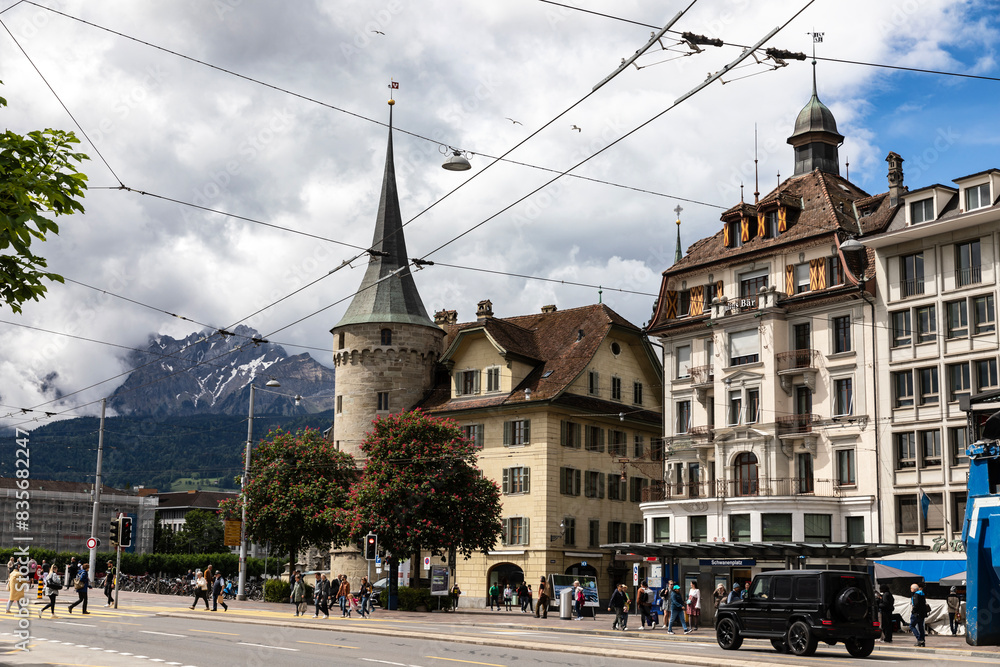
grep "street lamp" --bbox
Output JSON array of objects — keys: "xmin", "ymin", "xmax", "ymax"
[{"xmin": 238, "ymin": 378, "xmax": 280, "ymax": 600}]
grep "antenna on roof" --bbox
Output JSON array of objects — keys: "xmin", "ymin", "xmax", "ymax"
[
  {"xmin": 674, "ymin": 204, "xmax": 683, "ymax": 264},
  {"xmin": 754, "ymin": 124, "xmax": 760, "ymax": 204},
  {"xmin": 846, "ymin": 156, "xmax": 850, "ymax": 181}
]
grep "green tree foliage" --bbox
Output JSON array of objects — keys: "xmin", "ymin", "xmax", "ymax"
[
  {"xmin": 176, "ymin": 509, "xmax": 225, "ymax": 553},
  {"xmin": 0, "ymin": 84, "xmax": 88, "ymax": 313},
  {"xmin": 348, "ymin": 410, "xmax": 502, "ymax": 568},
  {"xmin": 218, "ymin": 427, "xmax": 356, "ymax": 576}
]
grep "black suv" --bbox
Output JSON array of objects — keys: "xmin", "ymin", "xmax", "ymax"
[{"xmin": 715, "ymin": 570, "xmax": 879, "ymax": 658}]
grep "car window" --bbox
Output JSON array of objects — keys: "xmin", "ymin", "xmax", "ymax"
[
  {"xmin": 772, "ymin": 576, "xmax": 792, "ymax": 600},
  {"xmin": 749, "ymin": 576, "xmax": 770, "ymax": 599},
  {"xmin": 794, "ymin": 576, "xmax": 820, "ymax": 600}
]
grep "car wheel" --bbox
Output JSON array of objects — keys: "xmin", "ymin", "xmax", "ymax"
[
  {"xmin": 770, "ymin": 638, "xmax": 790, "ymax": 653},
  {"xmin": 834, "ymin": 587, "xmax": 868, "ymax": 622},
  {"xmin": 787, "ymin": 620, "xmax": 818, "ymax": 656},
  {"xmin": 716, "ymin": 617, "xmax": 743, "ymax": 650},
  {"xmin": 845, "ymin": 637, "xmax": 875, "ymax": 658}
]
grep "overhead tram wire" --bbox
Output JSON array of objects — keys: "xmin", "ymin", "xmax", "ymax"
[
  {"xmin": 20, "ymin": 1, "xmax": 725, "ymax": 212},
  {"xmin": 417, "ymin": 1, "xmax": 818, "ymax": 263},
  {"xmin": 536, "ymin": 0, "xmax": 1000, "ymax": 83}
]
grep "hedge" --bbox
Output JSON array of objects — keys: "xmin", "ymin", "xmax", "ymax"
[{"xmin": 0, "ymin": 549, "xmax": 269, "ymax": 578}]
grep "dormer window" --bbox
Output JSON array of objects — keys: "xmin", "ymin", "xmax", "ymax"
[
  {"xmin": 765, "ymin": 210, "xmax": 779, "ymax": 238},
  {"xmin": 456, "ymin": 369, "xmax": 480, "ymax": 396},
  {"xmin": 911, "ymin": 198, "xmax": 934, "ymax": 224},
  {"xmin": 966, "ymin": 183, "xmax": 991, "ymax": 211},
  {"xmin": 726, "ymin": 220, "xmax": 743, "ymax": 248}
]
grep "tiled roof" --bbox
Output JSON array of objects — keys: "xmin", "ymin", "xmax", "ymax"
[
  {"xmin": 154, "ymin": 490, "xmax": 237, "ymax": 510},
  {"xmin": 420, "ymin": 304, "xmax": 657, "ymax": 413},
  {"xmin": 666, "ymin": 169, "xmax": 871, "ymax": 277},
  {"xmin": 0, "ymin": 477, "xmax": 129, "ymax": 495}
]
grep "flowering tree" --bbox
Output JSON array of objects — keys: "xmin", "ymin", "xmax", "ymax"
[
  {"xmin": 348, "ymin": 410, "xmax": 502, "ymax": 584},
  {"xmin": 219, "ymin": 427, "xmax": 356, "ymax": 577}
]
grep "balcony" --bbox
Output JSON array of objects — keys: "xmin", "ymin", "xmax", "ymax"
[
  {"xmin": 777, "ymin": 413, "xmax": 819, "ymax": 450},
  {"xmin": 777, "ymin": 349, "xmax": 819, "ymax": 395},
  {"xmin": 640, "ymin": 477, "xmax": 843, "ymax": 502},
  {"xmin": 689, "ymin": 425, "xmax": 715, "ymax": 443},
  {"xmin": 899, "ymin": 278, "xmax": 925, "ymax": 298},
  {"xmin": 956, "ymin": 265, "xmax": 982, "ymax": 287},
  {"xmin": 690, "ymin": 365, "xmax": 714, "ymax": 403}
]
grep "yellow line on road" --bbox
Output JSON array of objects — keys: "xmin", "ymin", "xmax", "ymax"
[
  {"xmin": 189, "ymin": 628, "xmax": 239, "ymax": 636},
  {"xmin": 426, "ymin": 657, "xmax": 505, "ymax": 667},
  {"xmin": 298, "ymin": 640, "xmax": 360, "ymax": 649}
]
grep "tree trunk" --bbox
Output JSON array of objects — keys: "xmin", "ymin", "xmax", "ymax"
[
  {"xmin": 412, "ymin": 546, "xmax": 421, "ymax": 589},
  {"xmin": 288, "ymin": 542, "xmax": 296, "ymax": 582}
]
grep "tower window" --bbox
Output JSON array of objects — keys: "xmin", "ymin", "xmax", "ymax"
[
  {"xmin": 380, "ymin": 328, "xmax": 392, "ymax": 345},
  {"xmin": 337, "ymin": 332, "xmax": 345, "ymax": 350},
  {"xmin": 377, "ymin": 391, "xmax": 389, "ymax": 411}
]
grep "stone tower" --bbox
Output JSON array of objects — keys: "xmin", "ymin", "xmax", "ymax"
[{"xmin": 330, "ymin": 103, "xmax": 444, "ymax": 459}]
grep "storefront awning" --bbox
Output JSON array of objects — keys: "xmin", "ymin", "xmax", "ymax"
[
  {"xmin": 603, "ymin": 542, "xmax": 930, "ymax": 561},
  {"xmin": 874, "ymin": 558, "xmax": 965, "ymax": 583}
]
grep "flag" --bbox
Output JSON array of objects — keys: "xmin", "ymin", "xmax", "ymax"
[
  {"xmin": 813, "ymin": 32, "xmax": 824, "ymax": 43},
  {"xmin": 919, "ymin": 488, "xmax": 931, "ymax": 521},
  {"xmin": 390, "ymin": 81, "xmax": 399, "ymax": 89}
]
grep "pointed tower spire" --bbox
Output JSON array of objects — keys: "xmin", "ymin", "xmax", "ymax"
[
  {"xmin": 336, "ymin": 101, "xmax": 435, "ymax": 328},
  {"xmin": 787, "ymin": 32, "xmax": 843, "ymax": 176},
  {"xmin": 673, "ymin": 204, "xmax": 683, "ymax": 264}
]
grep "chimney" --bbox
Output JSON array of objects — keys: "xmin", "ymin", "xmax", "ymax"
[
  {"xmin": 476, "ymin": 300, "xmax": 493, "ymax": 321},
  {"xmin": 886, "ymin": 152, "xmax": 906, "ymax": 208},
  {"xmin": 541, "ymin": 304, "xmax": 557, "ymax": 314},
  {"xmin": 434, "ymin": 309, "xmax": 458, "ymax": 329}
]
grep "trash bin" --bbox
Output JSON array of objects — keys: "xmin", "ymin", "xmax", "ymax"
[{"xmin": 560, "ymin": 587, "xmax": 573, "ymax": 619}]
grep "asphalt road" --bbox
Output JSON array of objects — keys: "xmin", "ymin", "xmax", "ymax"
[{"xmin": 1, "ymin": 592, "xmax": 994, "ymax": 667}]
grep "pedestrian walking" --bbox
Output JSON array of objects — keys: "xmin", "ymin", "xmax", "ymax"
[
  {"xmin": 451, "ymin": 583, "xmax": 462, "ymax": 612},
  {"xmin": 313, "ymin": 574, "xmax": 330, "ymax": 618},
  {"xmin": 488, "ymin": 582, "xmax": 500, "ymax": 611},
  {"xmin": 947, "ymin": 587, "xmax": 962, "ymax": 635},
  {"xmin": 358, "ymin": 576, "xmax": 372, "ymax": 618},
  {"xmin": 67, "ymin": 563, "xmax": 90, "ymax": 614},
  {"xmin": 535, "ymin": 578, "xmax": 548, "ymax": 619},
  {"xmin": 5, "ymin": 566, "xmax": 26, "ymax": 613},
  {"xmin": 713, "ymin": 583, "xmax": 727, "ymax": 611},
  {"xmin": 503, "ymin": 583, "xmax": 513, "ymax": 611},
  {"xmin": 573, "ymin": 580, "xmax": 585, "ymax": 620},
  {"xmin": 38, "ymin": 565, "xmax": 62, "ymax": 618},
  {"xmin": 517, "ymin": 582, "xmax": 530, "ymax": 613},
  {"xmin": 666, "ymin": 584, "xmax": 690, "ymax": 634},
  {"xmin": 686, "ymin": 581, "xmax": 701, "ymax": 631},
  {"xmin": 878, "ymin": 584, "xmax": 895, "ymax": 643},
  {"xmin": 66, "ymin": 557, "xmax": 79, "ymax": 587},
  {"xmin": 189, "ymin": 569, "xmax": 210, "ymax": 610},
  {"xmin": 725, "ymin": 582, "xmax": 742, "ymax": 604},
  {"xmin": 212, "ymin": 573, "xmax": 228, "ymax": 611},
  {"xmin": 103, "ymin": 560, "xmax": 116, "ymax": 606},
  {"xmin": 636, "ymin": 580, "xmax": 655, "ymax": 629},
  {"xmin": 609, "ymin": 583, "xmax": 628, "ymax": 631},
  {"xmin": 335, "ymin": 574, "xmax": 351, "ymax": 617},
  {"xmin": 909, "ymin": 582, "xmax": 928, "ymax": 647},
  {"xmin": 290, "ymin": 573, "xmax": 307, "ymax": 617}
]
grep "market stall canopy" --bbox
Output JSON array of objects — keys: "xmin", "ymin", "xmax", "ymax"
[{"xmin": 873, "ymin": 562, "xmax": 923, "ymax": 581}]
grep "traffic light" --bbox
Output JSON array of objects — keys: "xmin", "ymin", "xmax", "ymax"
[
  {"xmin": 119, "ymin": 516, "xmax": 133, "ymax": 549},
  {"xmin": 109, "ymin": 518, "xmax": 120, "ymax": 548},
  {"xmin": 364, "ymin": 533, "xmax": 377, "ymax": 560}
]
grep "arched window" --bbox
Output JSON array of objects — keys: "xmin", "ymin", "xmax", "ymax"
[
  {"xmin": 380, "ymin": 328, "xmax": 392, "ymax": 345},
  {"xmin": 734, "ymin": 452, "xmax": 758, "ymax": 496}
]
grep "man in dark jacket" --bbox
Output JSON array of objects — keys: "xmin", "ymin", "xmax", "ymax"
[
  {"xmin": 103, "ymin": 560, "xmax": 116, "ymax": 606},
  {"xmin": 313, "ymin": 574, "xmax": 330, "ymax": 618},
  {"xmin": 608, "ymin": 583, "xmax": 628, "ymax": 631},
  {"xmin": 67, "ymin": 563, "xmax": 90, "ymax": 614},
  {"xmin": 878, "ymin": 584, "xmax": 894, "ymax": 643},
  {"xmin": 909, "ymin": 583, "xmax": 927, "ymax": 647},
  {"xmin": 211, "ymin": 573, "xmax": 228, "ymax": 611}
]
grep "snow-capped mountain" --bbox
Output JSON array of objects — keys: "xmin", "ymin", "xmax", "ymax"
[{"xmin": 108, "ymin": 325, "xmax": 335, "ymax": 417}]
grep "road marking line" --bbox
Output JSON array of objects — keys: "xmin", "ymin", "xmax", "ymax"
[
  {"xmin": 361, "ymin": 660, "xmax": 408, "ymax": 666},
  {"xmin": 189, "ymin": 629, "xmax": 239, "ymax": 636},
  {"xmin": 102, "ymin": 620, "xmax": 142, "ymax": 625},
  {"xmin": 54, "ymin": 622, "xmax": 97, "ymax": 628},
  {"xmin": 298, "ymin": 640, "xmax": 360, "ymax": 648},
  {"xmin": 141, "ymin": 630, "xmax": 187, "ymax": 638},
  {"xmin": 237, "ymin": 642, "xmax": 298, "ymax": 651},
  {"xmin": 426, "ymin": 657, "xmax": 506, "ymax": 667}
]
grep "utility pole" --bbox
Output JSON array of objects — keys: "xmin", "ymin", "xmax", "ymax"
[{"xmin": 88, "ymin": 398, "xmax": 106, "ymax": 576}]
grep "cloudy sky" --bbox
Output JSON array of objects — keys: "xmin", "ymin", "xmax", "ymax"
[{"xmin": 1, "ymin": 0, "xmax": 998, "ymax": 427}]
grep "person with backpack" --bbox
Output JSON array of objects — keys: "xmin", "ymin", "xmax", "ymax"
[
  {"xmin": 666, "ymin": 584, "xmax": 691, "ymax": 634},
  {"xmin": 636, "ymin": 580, "xmax": 655, "ymax": 629},
  {"xmin": 38, "ymin": 564, "xmax": 62, "ymax": 618},
  {"xmin": 609, "ymin": 583, "xmax": 629, "ymax": 631},
  {"xmin": 947, "ymin": 587, "xmax": 962, "ymax": 635},
  {"xmin": 573, "ymin": 580, "xmax": 585, "ymax": 620},
  {"xmin": 103, "ymin": 560, "xmax": 116, "ymax": 606},
  {"xmin": 909, "ymin": 582, "xmax": 927, "ymax": 647},
  {"xmin": 67, "ymin": 563, "xmax": 90, "ymax": 614}
]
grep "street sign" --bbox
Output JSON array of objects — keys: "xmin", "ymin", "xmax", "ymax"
[
  {"xmin": 581, "ymin": 561, "xmax": 587, "ymax": 567},
  {"xmin": 224, "ymin": 520, "xmax": 242, "ymax": 547},
  {"xmin": 87, "ymin": 537, "xmax": 98, "ymax": 550},
  {"xmin": 633, "ymin": 563, "xmax": 639, "ymax": 586},
  {"xmin": 375, "ymin": 555, "xmax": 381, "ymax": 566},
  {"xmin": 423, "ymin": 556, "xmax": 431, "ymax": 570}
]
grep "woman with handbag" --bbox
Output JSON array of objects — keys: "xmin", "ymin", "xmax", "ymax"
[
  {"xmin": 189, "ymin": 569, "xmax": 210, "ymax": 610},
  {"xmin": 686, "ymin": 581, "xmax": 701, "ymax": 631},
  {"xmin": 38, "ymin": 565, "xmax": 62, "ymax": 618}
]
